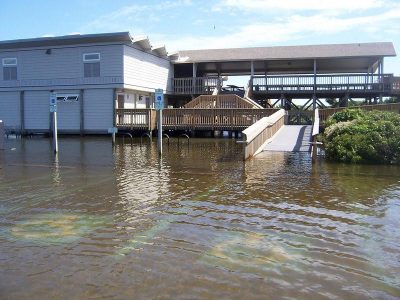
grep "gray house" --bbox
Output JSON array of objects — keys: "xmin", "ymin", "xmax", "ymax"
[{"xmin": 0, "ymin": 32, "xmax": 173, "ymax": 134}]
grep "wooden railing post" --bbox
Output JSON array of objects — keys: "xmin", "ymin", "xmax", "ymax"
[{"xmin": 130, "ymin": 109, "xmax": 133, "ymax": 130}]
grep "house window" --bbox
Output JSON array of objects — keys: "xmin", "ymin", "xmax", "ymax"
[
  {"xmin": 2, "ymin": 58, "xmax": 17, "ymax": 80},
  {"xmin": 56, "ymin": 94, "xmax": 79, "ymax": 102},
  {"xmin": 83, "ymin": 53, "xmax": 100, "ymax": 77}
]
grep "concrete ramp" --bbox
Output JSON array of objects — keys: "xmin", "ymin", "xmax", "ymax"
[{"xmin": 263, "ymin": 125, "xmax": 312, "ymax": 152}]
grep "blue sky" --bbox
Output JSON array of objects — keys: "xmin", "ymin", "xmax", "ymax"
[{"xmin": 1, "ymin": 0, "xmax": 399, "ymax": 76}]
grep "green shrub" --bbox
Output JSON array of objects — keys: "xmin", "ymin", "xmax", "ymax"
[
  {"xmin": 323, "ymin": 109, "xmax": 400, "ymax": 164},
  {"xmin": 325, "ymin": 109, "xmax": 364, "ymax": 127}
]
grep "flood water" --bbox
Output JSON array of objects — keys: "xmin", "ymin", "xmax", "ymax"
[{"xmin": 0, "ymin": 137, "xmax": 399, "ymax": 299}]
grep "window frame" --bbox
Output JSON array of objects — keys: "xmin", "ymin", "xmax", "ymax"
[
  {"xmin": 83, "ymin": 53, "xmax": 100, "ymax": 62},
  {"xmin": 83, "ymin": 53, "xmax": 101, "ymax": 78},
  {"xmin": 2, "ymin": 58, "xmax": 17, "ymax": 66},
  {"xmin": 2, "ymin": 57, "xmax": 18, "ymax": 80}
]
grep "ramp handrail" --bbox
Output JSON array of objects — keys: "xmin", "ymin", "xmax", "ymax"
[
  {"xmin": 312, "ymin": 108, "xmax": 320, "ymax": 137},
  {"xmin": 310, "ymin": 109, "xmax": 320, "ymax": 160},
  {"xmin": 241, "ymin": 109, "xmax": 285, "ymax": 160}
]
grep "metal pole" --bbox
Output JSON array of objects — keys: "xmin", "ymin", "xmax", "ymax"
[
  {"xmin": 157, "ymin": 109, "xmax": 162, "ymax": 156},
  {"xmin": 0, "ymin": 120, "xmax": 4, "ymax": 150},
  {"xmin": 53, "ymin": 111, "xmax": 58, "ymax": 153},
  {"xmin": 112, "ymin": 131, "xmax": 116, "ymax": 145}
]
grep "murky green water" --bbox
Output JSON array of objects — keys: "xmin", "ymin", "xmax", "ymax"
[{"xmin": 0, "ymin": 137, "xmax": 399, "ymax": 299}]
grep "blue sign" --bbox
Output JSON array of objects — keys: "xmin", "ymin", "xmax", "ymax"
[
  {"xmin": 155, "ymin": 88, "xmax": 164, "ymax": 110},
  {"xmin": 108, "ymin": 127, "xmax": 118, "ymax": 134},
  {"xmin": 49, "ymin": 93, "xmax": 57, "ymax": 112}
]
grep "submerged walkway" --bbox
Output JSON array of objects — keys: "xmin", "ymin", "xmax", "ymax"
[{"xmin": 263, "ymin": 125, "xmax": 312, "ymax": 152}]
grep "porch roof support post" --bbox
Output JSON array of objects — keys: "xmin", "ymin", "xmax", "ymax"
[
  {"xmin": 264, "ymin": 61, "xmax": 268, "ymax": 91},
  {"xmin": 313, "ymin": 59, "xmax": 317, "ymax": 94},
  {"xmin": 192, "ymin": 63, "xmax": 197, "ymax": 94},
  {"xmin": 250, "ymin": 61, "xmax": 255, "ymax": 94},
  {"xmin": 217, "ymin": 63, "xmax": 222, "ymax": 92}
]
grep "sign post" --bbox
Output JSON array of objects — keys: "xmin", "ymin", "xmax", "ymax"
[
  {"xmin": 155, "ymin": 89, "xmax": 164, "ymax": 156},
  {"xmin": 0, "ymin": 120, "xmax": 4, "ymax": 150},
  {"xmin": 108, "ymin": 127, "xmax": 118, "ymax": 145},
  {"xmin": 49, "ymin": 93, "xmax": 58, "ymax": 153}
]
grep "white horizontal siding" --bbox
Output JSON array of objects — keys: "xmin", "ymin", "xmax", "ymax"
[
  {"xmin": 123, "ymin": 46, "xmax": 173, "ymax": 92},
  {"xmin": 0, "ymin": 44, "xmax": 123, "ymax": 82},
  {"xmin": 84, "ymin": 89, "xmax": 113, "ymax": 131},
  {"xmin": 24, "ymin": 91, "xmax": 49, "ymax": 130},
  {"xmin": 55, "ymin": 89, "xmax": 80, "ymax": 130},
  {"xmin": 0, "ymin": 92, "xmax": 20, "ymax": 128}
]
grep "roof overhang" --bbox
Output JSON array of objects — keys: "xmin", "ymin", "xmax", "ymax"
[
  {"xmin": 152, "ymin": 45, "xmax": 167, "ymax": 57},
  {"xmin": 173, "ymin": 42, "xmax": 396, "ymax": 74},
  {"xmin": 0, "ymin": 32, "xmax": 134, "ymax": 50},
  {"xmin": 132, "ymin": 36, "xmax": 152, "ymax": 51}
]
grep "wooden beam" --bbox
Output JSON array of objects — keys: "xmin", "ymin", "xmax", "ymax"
[
  {"xmin": 313, "ymin": 59, "xmax": 317, "ymax": 93},
  {"xmin": 19, "ymin": 91, "xmax": 25, "ymax": 135}
]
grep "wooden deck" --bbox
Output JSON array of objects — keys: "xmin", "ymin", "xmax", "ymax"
[
  {"xmin": 116, "ymin": 108, "xmax": 278, "ymax": 131},
  {"xmin": 251, "ymin": 74, "xmax": 396, "ymax": 98},
  {"xmin": 162, "ymin": 108, "xmax": 277, "ymax": 130},
  {"xmin": 171, "ymin": 75, "xmax": 400, "ymax": 98},
  {"xmin": 115, "ymin": 103, "xmax": 399, "ymax": 132}
]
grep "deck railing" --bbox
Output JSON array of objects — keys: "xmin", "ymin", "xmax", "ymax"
[
  {"xmin": 319, "ymin": 103, "xmax": 400, "ymax": 123},
  {"xmin": 241, "ymin": 109, "xmax": 286, "ymax": 160},
  {"xmin": 184, "ymin": 94, "xmax": 258, "ymax": 109},
  {"xmin": 115, "ymin": 109, "xmax": 156, "ymax": 131},
  {"xmin": 115, "ymin": 108, "xmax": 277, "ymax": 131},
  {"xmin": 162, "ymin": 108, "xmax": 278, "ymax": 130},
  {"xmin": 114, "ymin": 103, "xmax": 399, "ymax": 133},
  {"xmin": 251, "ymin": 74, "xmax": 394, "ymax": 94},
  {"xmin": 172, "ymin": 77, "xmax": 221, "ymax": 95},
  {"xmin": 393, "ymin": 77, "xmax": 400, "ymax": 93}
]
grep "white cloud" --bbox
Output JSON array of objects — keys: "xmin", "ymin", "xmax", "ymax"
[
  {"xmin": 79, "ymin": 0, "xmax": 400, "ymax": 54},
  {"xmin": 218, "ymin": 0, "xmax": 384, "ymax": 11},
  {"xmin": 161, "ymin": 6, "xmax": 400, "ymax": 51},
  {"xmin": 83, "ymin": 0, "xmax": 192, "ymax": 33}
]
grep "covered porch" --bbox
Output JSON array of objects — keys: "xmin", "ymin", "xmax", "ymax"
[{"xmin": 169, "ymin": 42, "xmax": 398, "ymax": 108}]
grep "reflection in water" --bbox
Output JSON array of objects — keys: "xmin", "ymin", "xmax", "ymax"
[
  {"xmin": 200, "ymin": 231, "xmax": 294, "ymax": 272},
  {"xmin": 0, "ymin": 137, "xmax": 399, "ymax": 299},
  {"xmin": 8, "ymin": 213, "xmax": 108, "ymax": 244}
]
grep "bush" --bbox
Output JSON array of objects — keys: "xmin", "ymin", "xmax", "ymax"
[
  {"xmin": 325, "ymin": 109, "xmax": 364, "ymax": 127},
  {"xmin": 323, "ymin": 109, "xmax": 400, "ymax": 164}
]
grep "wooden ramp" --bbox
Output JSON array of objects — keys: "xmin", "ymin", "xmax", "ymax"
[{"xmin": 263, "ymin": 125, "xmax": 312, "ymax": 152}]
